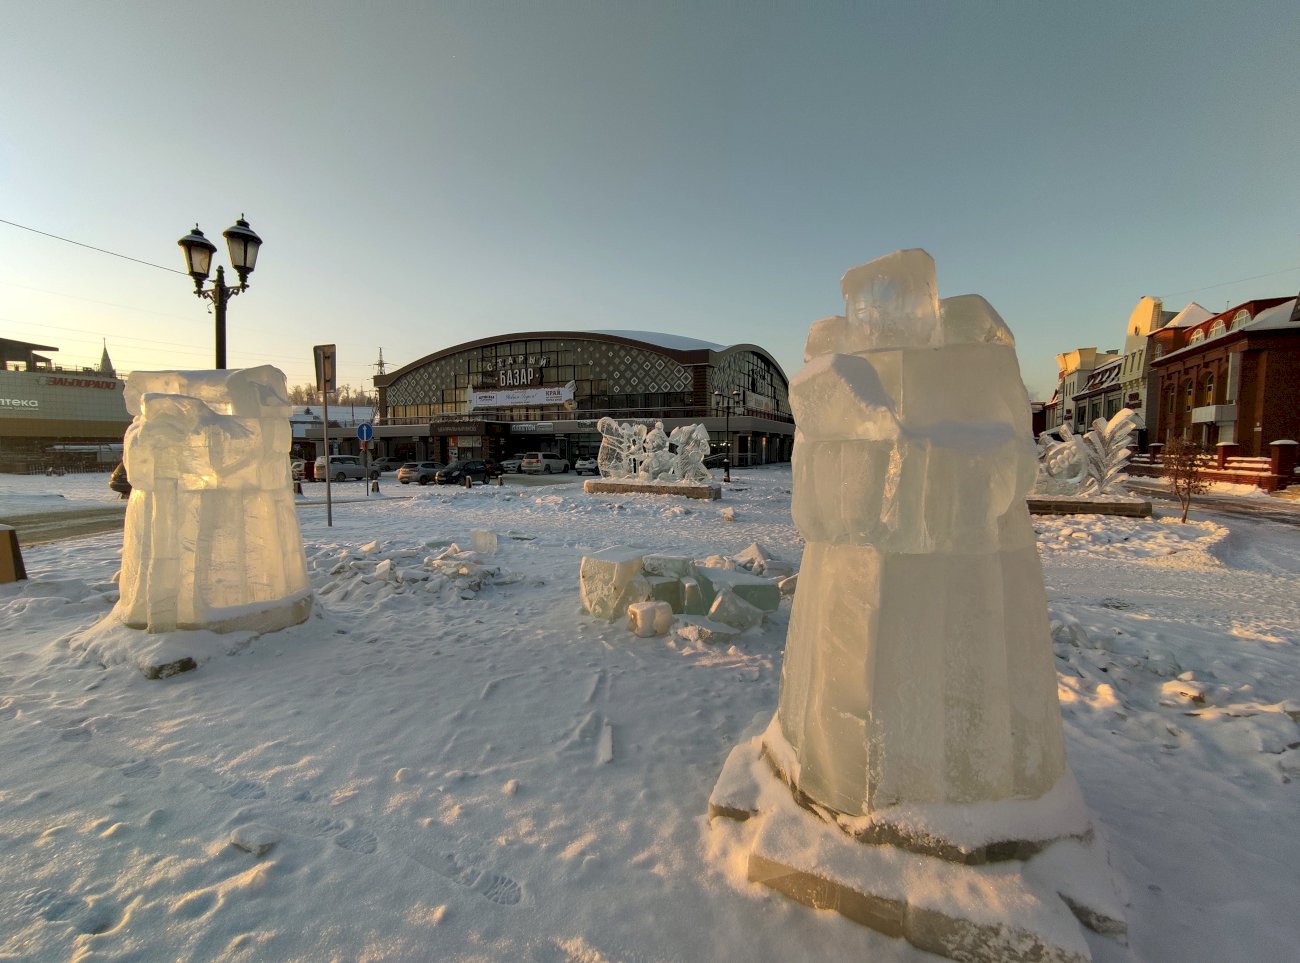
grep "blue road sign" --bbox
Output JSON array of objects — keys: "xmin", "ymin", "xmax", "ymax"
[{"xmin": 357, "ymin": 423, "xmax": 374, "ymax": 442}]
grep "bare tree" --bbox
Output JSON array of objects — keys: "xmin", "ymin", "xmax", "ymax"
[
  {"xmin": 287, "ymin": 383, "xmax": 319, "ymax": 406},
  {"xmin": 1161, "ymin": 437, "xmax": 1210, "ymax": 523}
]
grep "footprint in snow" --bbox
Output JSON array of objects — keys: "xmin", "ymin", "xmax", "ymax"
[
  {"xmin": 411, "ymin": 849, "xmax": 522, "ymax": 905},
  {"xmin": 188, "ymin": 767, "xmax": 267, "ymax": 800}
]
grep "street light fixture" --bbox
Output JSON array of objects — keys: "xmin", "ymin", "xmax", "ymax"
[
  {"xmin": 714, "ymin": 386, "xmax": 741, "ymax": 483},
  {"xmin": 178, "ymin": 215, "xmax": 263, "ymax": 369}
]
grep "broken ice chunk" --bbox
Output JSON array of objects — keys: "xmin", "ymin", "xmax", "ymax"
[
  {"xmin": 708, "ymin": 588, "xmax": 764, "ymax": 631},
  {"xmin": 580, "ymin": 546, "xmax": 651, "ymax": 621},
  {"xmin": 695, "ymin": 566, "xmax": 780, "ymax": 613},
  {"xmin": 681, "ymin": 576, "xmax": 709, "ymax": 615},
  {"xmin": 647, "ymin": 575, "xmax": 684, "ymax": 613},
  {"xmin": 628, "ymin": 600, "xmax": 674, "ymax": 637},
  {"xmin": 642, "ymin": 555, "xmax": 696, "ymax": 578},
  {"xmin": 470, "ymin": 529, "xmax": 498, "ymax": 554}
]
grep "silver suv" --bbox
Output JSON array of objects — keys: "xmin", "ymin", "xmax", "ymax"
[{"xmin": 314, "ymin": 454, "xmax": 377, "ymax": 481}]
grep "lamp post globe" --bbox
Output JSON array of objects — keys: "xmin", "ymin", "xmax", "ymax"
[
  {"xmin": 177, "ymin": 225, "xmax": 217, "ymax": 291},
  {"xmin": 222, "ymin": 215, "xmax": 262, "ymax": 285}
]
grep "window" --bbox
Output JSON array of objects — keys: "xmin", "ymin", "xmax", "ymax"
[
  {"xmin": 1184, "ymin": 380, "xmax": 1193, "ymax": 412},
  {"xmin": 1166, "ymin": 386, "xmax": 1176, "ymax": 414},
  {"xmin": 1230, "ymin": 309, "xmax": 1250, "ymax": 331},
  {"xmin": 1188, "ymin": 330, "xmax": 1206, "ymax": 346},
  {"xmin": 1203, "ymin": 374, "xmax": 1214, "ymax": 406},
  {"xmin": 1208, "ymin": 320, "xmax": 1226, "ymax": 339}
]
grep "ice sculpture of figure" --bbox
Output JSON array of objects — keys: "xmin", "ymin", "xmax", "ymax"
[
  {"xmin": 636, "ymin": 422, "xmax": 675, "ymax": 481},
  {"xmin": 115, "ymin": 366, "xmax": 312, "ymax": 634},
  {"xmin": 596, "ymin": 416, "xmax": 633, "ymax": 478},
  {"xmin": 767, "ymin": 248, "xmax": 1072, "ymax": 825},
  {"xmin": 669, "ymin": 424, "xmax": 712, "ymax": 484}
]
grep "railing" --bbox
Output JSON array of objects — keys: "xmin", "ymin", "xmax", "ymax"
[{"xmin": 376, "ymin": 405, "xmax": 795, "ymax": 428}]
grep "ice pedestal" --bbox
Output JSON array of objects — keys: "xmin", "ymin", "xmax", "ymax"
[
  {"xmin": 114, "ymin": 366, "xmax": 312, "ymax": 636},
  {"xmin": 708, "ymin": 250, "xmax": 1123, "ymax": 961}
]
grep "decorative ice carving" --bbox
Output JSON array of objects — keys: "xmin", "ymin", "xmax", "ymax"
[
  {"xmin": 710, "ymin": 251, "xmax": 1122, "ymax": 962},
  {"xmin": 115, "ymin": 366, "xmax": 312, "ymax": 634},
  {"xmin": 1036, "ymin": 408, "xmax": 1139, "ymax": 496},
  {"xmin": 771, "ymin": 249, "xmax": 1076, "ymax": 823},
  {"xmin": 595, "ymin": 417, "xmax": 712, "ymax": 484}
]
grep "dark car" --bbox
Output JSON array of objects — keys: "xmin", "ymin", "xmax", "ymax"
[
  {"xmin": 434, "ymin": 459, "xmax": 495, "ymax": 485},
  {"xmin": 109, "ymin": 462, "xmax": 132, "ymax": 497}
]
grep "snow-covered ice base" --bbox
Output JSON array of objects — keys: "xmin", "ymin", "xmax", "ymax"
[{"xmin": 710, "ymin": 732, "xmax": 1126, "ymax": 963}]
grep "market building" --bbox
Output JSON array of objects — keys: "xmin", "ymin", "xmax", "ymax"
[
  {"xmin": 0, "ymin": 337, "xmax": 129, "ymax": 472},
  {"xmin": 370, "ymin": 330, "xmax": 794, "ymax": 466}
]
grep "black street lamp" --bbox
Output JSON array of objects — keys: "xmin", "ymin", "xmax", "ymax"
[
  {"xmin": 178, "ymin": 216, "xmax": 263, "ymax": 369},
  {"xmin": 714, "ymin": 386, "xmax": 740, "ymax": 483}
]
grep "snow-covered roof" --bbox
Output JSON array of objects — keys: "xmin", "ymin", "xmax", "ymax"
[
  {"xmin": 1244, "ymin": 298, "xmax": 1298, "ymax": 332},
  {"xmin": 1167, "ymin": 302, "xmax": 1214, "ymax": 328},
  {"xmin": 589, "ymin": 330, "xmax": 726, "ymax": 352}
]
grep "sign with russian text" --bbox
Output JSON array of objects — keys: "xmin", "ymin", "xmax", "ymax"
[{"xmin": 469, "ymin": 382, "xmax": 574, "ymax": 410}]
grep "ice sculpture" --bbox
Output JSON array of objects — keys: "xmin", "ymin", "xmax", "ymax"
[
  {"xmin": 594, "ymin": 418, "xmax": 712, "ymax": 484},
  {"xmin": 709, "ymin": 251, "xmax": 1122, "ymax": 963},
  {"xmin": 1036, "ymin": 409, "xmax": 1139, "ymax": 496},
  {"xmin": 770, "ymin": 248, "xmax": 1070, "ymax": 815},
  {"xmin": 115, "ymin": 366, "xmax": 312, "ymax": 634}
]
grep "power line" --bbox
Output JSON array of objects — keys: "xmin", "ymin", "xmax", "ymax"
[
  {"xmin": 0, "ymin": 217, "xmax": 187, "ymax": 275},
  {"xmin": 1157, "ymin": 263, "xmax": 1300, "ymax": 300}
]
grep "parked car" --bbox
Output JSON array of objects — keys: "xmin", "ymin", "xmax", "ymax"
[
  {"xmin": 314, "ymin": 454, "xmax": 378, "ymax": 481},
  {"xmin": 498, "ymin": 456, "xmax": 524, "ymax": 474},
  {"xmin": 370, "ymin": 456, "xmax": 406, "ymax": 473},
  {"xmin": 703, "ymin": 453, "xmax": 729, "ymax": 468},
  {"xmin": 520, "ymin": 452, "xmax": 570, "ymax": 474},
  {"xmin": 291, "ymin": 459, "xmax": 306, "ymax": 481},
  {"xmin": 573, "ymin": 455, "xmax": 598, "ymax": 475},
  {"xmin": 108, "ymin": 462, "xmax": 132, "ymax": 497},
  {"xmin": 434, "ymin": 459, "xmax": 496, "ymax": 485},
  {"xmin": 397, "ymin": 461, "xmax": 444, "ymax": 485}
]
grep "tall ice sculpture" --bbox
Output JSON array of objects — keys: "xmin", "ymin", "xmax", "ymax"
[
  {"xmin": 115, "ymin": 366, "xmax": 312, "ymax": 635},
  {"xmin": 709, "ymin": 251, "xmax": 1125, "ymax": 963}
]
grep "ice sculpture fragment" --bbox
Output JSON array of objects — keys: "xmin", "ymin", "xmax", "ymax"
[
  {"xmin": 115, "ymin": 366, "xmax": 312, "ymax": 634},
  {"xmin": 579, "ymin": 546, "xmax": 651, "ymax": 620},
  {"xmin": 710, "ymin": 250, "xmax": 1122, "ymax": 963}
]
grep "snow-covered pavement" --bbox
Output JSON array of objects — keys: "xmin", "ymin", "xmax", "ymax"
[{"xmin": 1, "ymin": 468, "xmax": 1297, "ymax": 962}]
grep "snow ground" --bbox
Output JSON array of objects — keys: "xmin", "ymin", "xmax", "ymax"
[{"xmin": 1, "ymin": 468, "xmax": 1298, "ymax": 962}]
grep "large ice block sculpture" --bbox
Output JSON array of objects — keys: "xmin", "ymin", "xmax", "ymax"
[
  {"xmin": 770, "ymin": 249, "xmax": 1067, "ymax": 818},
  {"xmin": 709, "ymin": 251, "xmax": 1122, "ymax": 963},
  {"xmin": 114, "ymin": 366, "xmax": 313, "ymax": 634}
]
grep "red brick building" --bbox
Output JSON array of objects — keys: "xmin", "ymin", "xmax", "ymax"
[{"xmin": 1149, "ymin": 295, "xmax": 1300, "ymax": 457}]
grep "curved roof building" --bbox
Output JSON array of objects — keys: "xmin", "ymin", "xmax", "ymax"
[{"xmin": 369, "ymin": 330, "xmax": 794, "ymax": 467}]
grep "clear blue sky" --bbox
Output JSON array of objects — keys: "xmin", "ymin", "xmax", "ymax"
[{"xmin": 3, "ymin": 1, "xmax": 1297, "ymax": 400}]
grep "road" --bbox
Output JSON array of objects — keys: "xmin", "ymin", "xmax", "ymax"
[
  {"xmin": 2, "ymin": 472, "xmax": 590, "ymax": 545},
  {"xmin": 0, "ymin": 506, "xmax": 129, "ymax": 545}
]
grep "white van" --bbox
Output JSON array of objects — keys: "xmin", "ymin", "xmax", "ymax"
[{"xmin": 314, "ymin": 454, "xmax": 376, "ymax": 481}]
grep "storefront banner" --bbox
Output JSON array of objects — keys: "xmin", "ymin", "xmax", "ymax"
[{"xmin": 469, "ymin": 382, "xmax": 575, "ymax": 410}]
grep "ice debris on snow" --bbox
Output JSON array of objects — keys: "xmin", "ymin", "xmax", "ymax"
[{"xmin": 579, "ymin": 544, "xmax": 793, "ymax": 632}]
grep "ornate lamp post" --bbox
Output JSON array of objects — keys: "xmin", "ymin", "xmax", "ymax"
[
  {"xmin": 714, "ymin": 386, "xmax": 740, "ymax": 482},
  {"xmin": 177, "ymin": 216, "xmax": 263, "ymax": 369}
]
